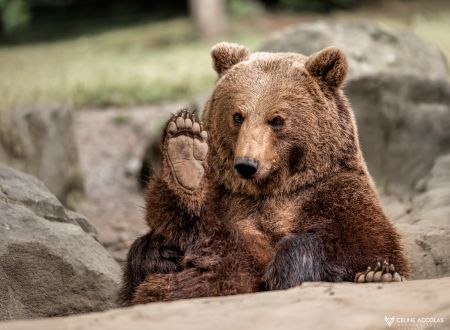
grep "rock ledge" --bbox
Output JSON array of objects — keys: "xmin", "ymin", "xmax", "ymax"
[{"xmin": 2, "ymin": 277, "xmax": 449, "ymax": 330}]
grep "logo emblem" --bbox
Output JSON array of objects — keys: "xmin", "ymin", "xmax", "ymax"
[{"xmin": 384, "ymin": 316, "xmax": 395, "ymax": 327}]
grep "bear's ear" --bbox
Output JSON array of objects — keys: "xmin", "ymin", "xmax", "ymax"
[
  {"xmin": 211, "ymin": 42, "xmax": 250, "ymax": 76},
  {"xmin": 305, "ymin": 47, "xmax": 348, "ymax": 88}
]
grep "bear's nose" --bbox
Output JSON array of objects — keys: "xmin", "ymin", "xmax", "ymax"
[{"xmin": 234, "ymin": 157, "xmax": 258, "ymax": 179}]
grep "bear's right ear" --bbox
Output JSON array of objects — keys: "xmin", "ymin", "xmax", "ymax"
[
  {"xmin": 211, "ymin": 42, "xmax": 250, "ymax": 77},
  {"xmin": 305, "ymin": 47, "xmax": 348, "ymax": 88}
]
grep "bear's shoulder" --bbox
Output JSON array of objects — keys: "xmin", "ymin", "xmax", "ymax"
[{"xmin": 303, "ymin": 170, "xmax": 382, "ymax": 219}]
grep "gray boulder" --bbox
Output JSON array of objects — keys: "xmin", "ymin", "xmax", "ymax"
[
  {"xmin": 261, "ymin": 20, "xmax": 450, "ymax": 194},
  {"xmin": 0, "ymin": 106, "xmax": 84, "ymax": 205},
  {"xmin": 262, "ymin": 20, "xmax": 448, "ymax": 81},
  {"xmin": 396, "ymin": 154, "xmax": 450, "ymax": 280},
  {"xmin": 0, "ymin": 165, "xmax": 120, "ymax": 320}
]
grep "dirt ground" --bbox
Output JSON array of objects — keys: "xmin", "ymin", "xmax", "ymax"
[{"xmin": 75, "ymin": 103, "xmax": 189, "ymax": 262}]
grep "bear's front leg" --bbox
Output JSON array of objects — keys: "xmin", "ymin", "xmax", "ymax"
[
  {"xmin": 121, "ymin": 111, "xmax": 210, "ymax": 305},
  {"xmin": 263, "ymin": 233, "xmax": 346, "ymax": 290},
  {"xmin": 160, "ymin": 110, "xmax": 209, "ymax": 214},
  {"xmin": 118, "ymin": 231, "xmax": 181, "ymax": 306}
]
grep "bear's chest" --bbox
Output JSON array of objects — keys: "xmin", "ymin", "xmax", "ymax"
[
  {"xmin": 257, "ymin": 199, "xmax": 300, "ymax": 239},
  {"xmin": 228, "ymin": 196, "xmax": 304, "ymax": 266}
]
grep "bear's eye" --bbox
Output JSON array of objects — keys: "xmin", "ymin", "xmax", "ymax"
[
  {"xmin": 268, "ymin": 116, "xmax": 285, "ymax": 130},
  {"xmin": 233, "ymin": 113, "xmax": 244, "ymax": 125}
]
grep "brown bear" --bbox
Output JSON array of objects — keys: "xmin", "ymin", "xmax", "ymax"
[{"xmin": 119, "ymin": 42, "xmax": 409, "ymax": 305}]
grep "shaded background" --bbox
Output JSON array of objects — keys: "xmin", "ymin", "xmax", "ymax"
[{"xmin": 0, "ymin": 0, "xmax": 449, "ymax": 110}]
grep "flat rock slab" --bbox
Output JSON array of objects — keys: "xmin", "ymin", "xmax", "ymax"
[{"xmin": 3, "ymin": 277, "xmax": 450, "ymax": 330}]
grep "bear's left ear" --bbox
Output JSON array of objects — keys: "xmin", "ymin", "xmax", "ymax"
[
  {"xmin": 211, "ymin": 42, "xmax": 250, "ymax": 77},
  {"xmin": 305, "ymin": 47, "xmax": 348, "ymax": 88}
]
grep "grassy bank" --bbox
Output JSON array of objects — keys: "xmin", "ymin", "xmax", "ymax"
[{"xmin": 0, "ymin": 18, "xmax": 263, "ymax": 111}]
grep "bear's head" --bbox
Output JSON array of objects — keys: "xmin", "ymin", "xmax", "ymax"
[{"xmin": 204, "ymin": 42, "xmax": 364, "ymax": 196}]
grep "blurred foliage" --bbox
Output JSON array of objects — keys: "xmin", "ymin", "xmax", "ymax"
[
  {"xmin": 279, "ymin": 0, "xmax": 364, "ymax": 12},
  {"xmin": 0, "ymin": 0, "xmax": 30, "ymax": 32},
  {"xmin": 0, "ymin": 0, "xmax": 373, "ymax": 36},
  {"xmin": 229, "ymin": 0, "xmax": 265, "ymax": 16},
  {"xmin": 0, "ymin": 0, "xmax": 187, "ymax": 40},
  {"xmin": 261, "ymin": 0, "xmax": 369, "ymax": 11}
]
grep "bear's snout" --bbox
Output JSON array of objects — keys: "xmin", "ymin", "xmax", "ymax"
[{"xmin": 234, "ymin": 157, "xmax": 259, "ymax": 179}]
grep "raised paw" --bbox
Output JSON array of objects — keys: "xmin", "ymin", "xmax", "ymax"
[
  {"xmin": 164, "ymin": 110, "xmax": 208, "ymax": 192},
  {"xmin": 354, "ymin": 260, "xmax": 406, "ymax": 283}
]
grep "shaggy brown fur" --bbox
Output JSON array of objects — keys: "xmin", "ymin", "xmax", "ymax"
[
  {"xmin": 119, "ymin": 42, "xmax": 409, "ymax": 305},
  {"xmin": 119, "ymin": 112, "xmax": 261, "ymax": 306}
]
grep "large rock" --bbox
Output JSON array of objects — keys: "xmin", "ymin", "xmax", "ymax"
[
  {"xmin": 262, "ymin": 21, "xmax": 448, "ymax": 81},
  {"xmin": 261, "ymin": 21, "xmax": 450, "ymax": 194},
  {"xmin": 346, "ymin": 75, "xmax": 450, "ymax": 195},
  {"xmin": 2, "ymin": 277, "xmax": 449, "ymax": 330},
  {"xmin": 396, "ymin": 154, "xmax": 450, "ymax": 280},
  {"xmin": 0, "ymin": 165, "xmax": 120, "ymax": 320},
  {"xmin": 0, "ymin": 106, "xmax": 84, "ymax": 205}
]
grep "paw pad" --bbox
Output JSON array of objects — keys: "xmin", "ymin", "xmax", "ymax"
[{"xmin": 164, "ymin": 110, "xmax": 208, "ymax": 192}]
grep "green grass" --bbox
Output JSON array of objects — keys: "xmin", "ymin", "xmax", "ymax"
[{"xmin": 0, "ymin": 18, "xmax": 263, "ymax": 111}]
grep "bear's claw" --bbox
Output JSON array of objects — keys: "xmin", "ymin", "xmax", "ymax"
[
  {"xmin": 354, "ymin": 260, "xmax": 405, "ymax": 283},
  {"xmin": 164, "ymin": 110, "xmax": 208, "ymax": 192}
]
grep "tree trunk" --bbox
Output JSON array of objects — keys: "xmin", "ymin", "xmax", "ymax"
[{"xmin": 189, "ymin": 0, "xmax": 226, "ymax": 41}]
